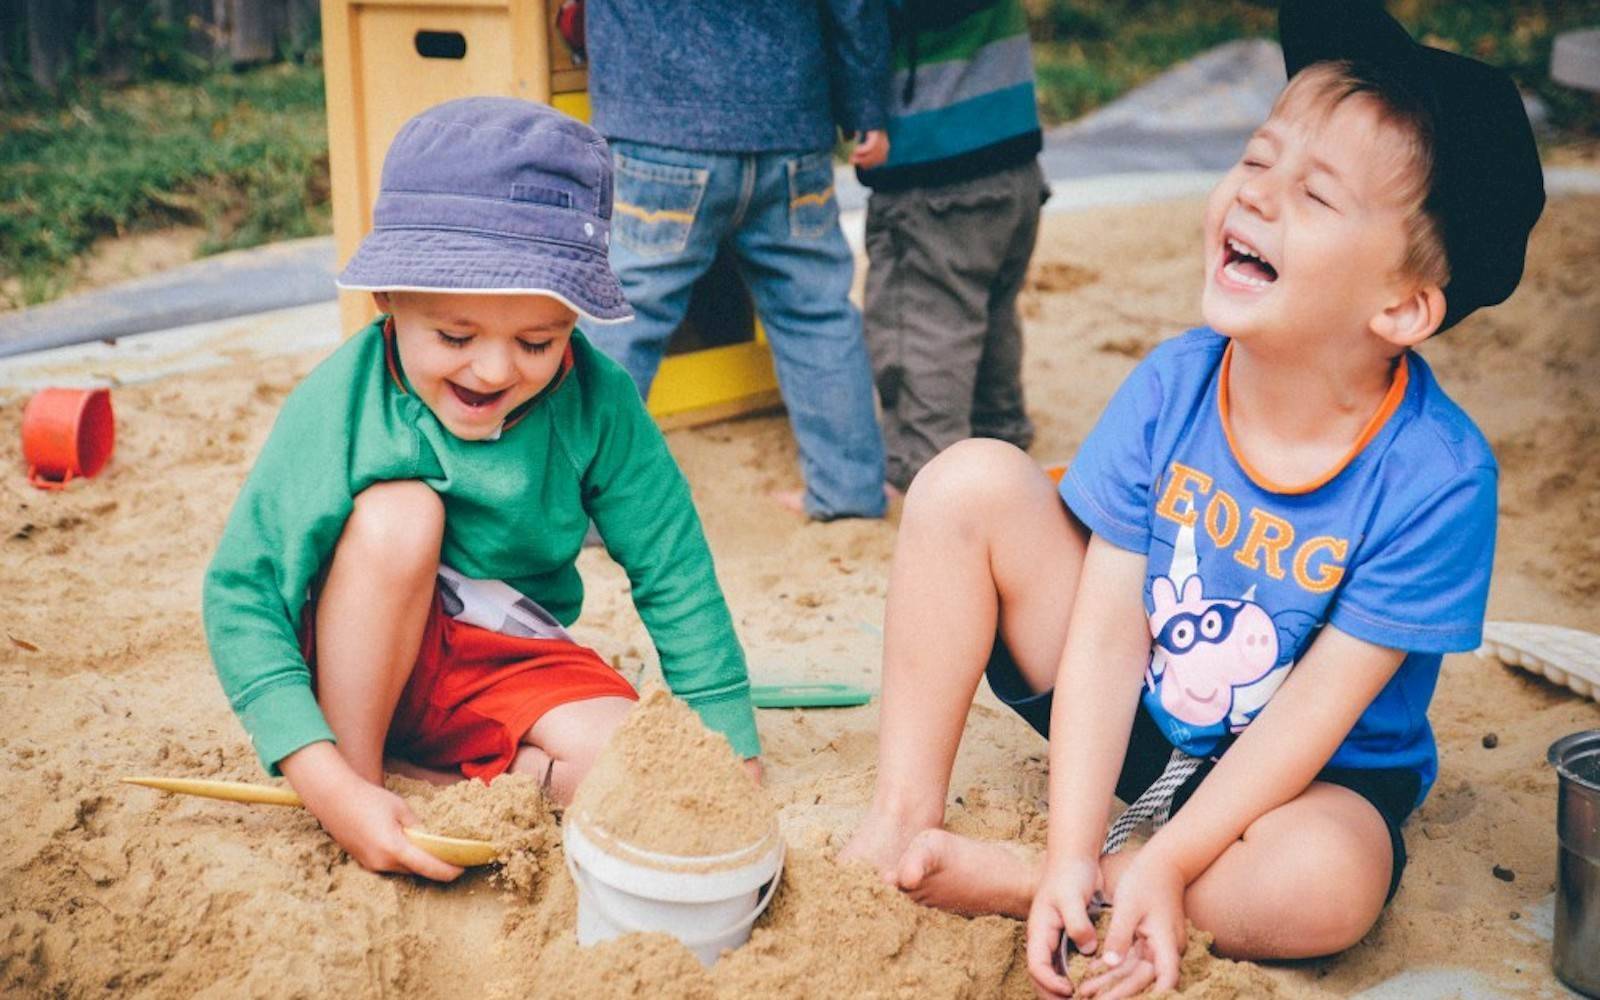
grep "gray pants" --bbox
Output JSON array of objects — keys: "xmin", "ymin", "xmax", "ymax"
[{"xmin": 864, "ymin": 159, "xmax": 1046, "ymax": 490}]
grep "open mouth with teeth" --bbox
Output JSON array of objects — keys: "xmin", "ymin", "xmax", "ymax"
[
  {"xmin": 448, "ymin": 382, "xmax": 509, "ymax": 410},
  {"xmin": 1222, "ymin": 236, "xmax": 1279, "ymax": 288}
]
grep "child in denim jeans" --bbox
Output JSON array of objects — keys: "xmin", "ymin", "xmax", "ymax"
[
  {"xmin": 205, "ymin": 99, "xmax": 762, "ymax": 881},
  {"xmin": 584, "ymin": 0, "xmax": 894, "ymax": 520}
]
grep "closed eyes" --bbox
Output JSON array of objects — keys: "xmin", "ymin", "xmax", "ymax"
[{"xmin": 434, "ymin": 331, "xmax": 555, "ymax": 354}]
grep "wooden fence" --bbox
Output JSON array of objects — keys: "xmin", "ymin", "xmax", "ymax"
[{"xmin": 3, "ymin": 0, "xmax": 320, "ymax": 95}]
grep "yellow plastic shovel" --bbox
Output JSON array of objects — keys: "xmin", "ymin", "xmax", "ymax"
[{"xmin": 121, "ymin": 776, "xmax": 501, "ymax": 867}]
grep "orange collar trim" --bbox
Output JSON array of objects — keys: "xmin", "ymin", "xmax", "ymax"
[
  {"xmin": 379, "ymin": 315, "xmax": 576, "ymax": 433},
  {"xmin": 1217, "ymin": 341, "xmax": 1409, "ymax": 496}
]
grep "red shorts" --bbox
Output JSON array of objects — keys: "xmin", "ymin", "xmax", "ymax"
[{"xmin": 306, "ymin": 589, "xmax": 638, "ymax": 781}]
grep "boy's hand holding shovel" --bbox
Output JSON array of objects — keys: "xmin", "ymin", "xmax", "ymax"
[{"xmin": 282, "ymin": 742, "xmax": 464, "ymax": 882}]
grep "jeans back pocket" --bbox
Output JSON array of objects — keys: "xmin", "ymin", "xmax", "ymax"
[
  {"xmin": 787, "ymin": 150, "xmax": 839, "ymax": 240},
  {"xmin": 613, "ymin": 151, "xmax": 710, "ymax": 257}
]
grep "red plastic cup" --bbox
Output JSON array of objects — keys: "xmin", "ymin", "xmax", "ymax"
[{"xmin": 21, "ymin": 388, "xmax": 115, "ymax": 490}]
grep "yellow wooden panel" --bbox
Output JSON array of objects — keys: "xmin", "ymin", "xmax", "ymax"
[
  {"xmin": 647, "ymin": 340, "xmax": 781, "ymax": 421},
  {"xmin": 551, "ymin": 90, "xmax": 589, "ymax": 121},
  {"xmin": 350, "ymin": 7, "xmax": 513, "ymax": 240}
]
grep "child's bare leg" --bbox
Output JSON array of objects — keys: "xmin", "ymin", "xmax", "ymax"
[
  {"xmin": 1101, "ymin": 782, "xmax": 1392, "ymax": 958},
  {"xmin": 315, "ymin": 481, "xmax": 443, "ymax": 785},
  {"xmin": 508, "ymin": 695, "xmax": 637, "ymax": 805},
  {"xmin": 841, "ymin": 439, "xmax": 1087, "ymax": 876}
]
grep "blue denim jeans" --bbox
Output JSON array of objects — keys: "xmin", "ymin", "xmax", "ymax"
[{"xmin": 590, "ymin": 139, "xmax": 887, "ymax": 520}]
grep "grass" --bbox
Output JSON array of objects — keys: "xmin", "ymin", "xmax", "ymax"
[
  {"xmin": 0, "ymin": 62, "xmax": 329, "ymax": 308},
  {"xmin": 1029, "ymin": 0, "xmax": 1277, "ymax": 122},
  {"xmin": 1028, "ymin": 0, "xmax": 1600, "ymax": 132}
]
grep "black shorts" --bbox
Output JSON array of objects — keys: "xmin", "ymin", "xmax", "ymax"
[{"xmin": 985, "ymin": 640, "xmax": 1417, "ymax": 902}]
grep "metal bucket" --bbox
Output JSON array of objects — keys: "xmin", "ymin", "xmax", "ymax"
[{"xmin": 1550, "ymin": 730, "xmax": 1600, "ymax": 997}]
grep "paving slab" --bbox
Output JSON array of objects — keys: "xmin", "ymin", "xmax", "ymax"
[
  {"xmin": 0, "ymin": 301, "xmax": 340, "ymax": 398},
  {"xmin": 0, "ymin": 237, "xmax": 337, "ymax": 361}
]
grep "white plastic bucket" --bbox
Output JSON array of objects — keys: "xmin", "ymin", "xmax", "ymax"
[{"xmin": 563, "ymin": 815, "xmax": 785, "ymax": 966}]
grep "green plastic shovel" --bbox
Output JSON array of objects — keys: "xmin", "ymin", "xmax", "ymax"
[{"xmin": 750, "ymin": 682, "xmax": 873, "ymax": 709}]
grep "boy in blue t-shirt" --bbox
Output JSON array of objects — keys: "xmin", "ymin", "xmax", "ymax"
[{"xmin": 840, "ymin": 1, "xmax": 1544, "ymax": 992}]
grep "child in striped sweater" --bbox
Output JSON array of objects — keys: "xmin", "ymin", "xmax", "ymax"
[{"xmin": 857, "ymin": 0, "xmax": 1048, "ymax": 493}]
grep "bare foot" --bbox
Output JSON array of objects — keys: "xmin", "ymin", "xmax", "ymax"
[
  {"xmin": 839, "ymin": 808, "xmax": 936, "ymax": 882},
  {"xmin": 384, "ymin": 756, "xmax": 461, "ymax": 787},
  {"xmin": 769, "ymin": 487, "xmax": 807, "ymax": 515},
  {"xmin": 896, "ymin": 828, "xmax": 1039, "ymax": 919},
  {"xmin": 770, "ymin": 484, "xmax": 905, "ymax": 518}
]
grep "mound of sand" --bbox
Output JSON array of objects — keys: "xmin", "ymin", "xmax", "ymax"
[
  {"xmin": 412, "ymin": 773, "xmax": 557, "ymax": 895},
  {"xmin": 569, "ymin": 686, "xmax": 777, "ymax": 859}
]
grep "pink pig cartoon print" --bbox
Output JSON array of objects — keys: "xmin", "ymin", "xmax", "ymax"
[{"xmin": 1147, "ymin": 574, "xmax": 1285, "ymax": 731}]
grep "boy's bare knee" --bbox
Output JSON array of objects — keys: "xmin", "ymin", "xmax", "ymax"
[
  {"xmin": 905, "ymin": 439, "xmax": 1040, "ymax": 528},
  {"xmin": 1199, "ymin": 804, "xmax": 1388, "ymax": 958},
  {"xmin": 344, "ymin": 481, "xmax": 444, "ymax": 573},
  {"xmin": 566, "ymin": 701, "xmax": 632, "ymax": 769},
  {"xmin": 1279, "ymin": 824, "xmax": 1387, "ymax": 951},
  {"xmin": 525, "ymin": 696, "xmax": 634, "ymax": 769}
]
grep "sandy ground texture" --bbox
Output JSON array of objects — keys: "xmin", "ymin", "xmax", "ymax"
[{"xmin": 3, "ymin": 196, "xmax": 1599, "ymax": 998}]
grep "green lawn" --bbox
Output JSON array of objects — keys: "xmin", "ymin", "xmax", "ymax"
[{"xmin": 0, "ymin": 63, "xmax": 329, "ymax": 308}]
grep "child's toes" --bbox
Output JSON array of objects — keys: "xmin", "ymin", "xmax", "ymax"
[{"xmin": 895, "ymin": 828, "xmax": 945, "ymax": 891}]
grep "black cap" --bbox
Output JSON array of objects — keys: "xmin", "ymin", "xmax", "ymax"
[{"xmin": 1279, "ymin": 0, "xmax": 1545, "ymax": 332}]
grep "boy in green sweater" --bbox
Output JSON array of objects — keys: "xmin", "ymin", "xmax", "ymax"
[{"xmin": 204, "ymin": 98, "xmax": 761, "ymax": 882}]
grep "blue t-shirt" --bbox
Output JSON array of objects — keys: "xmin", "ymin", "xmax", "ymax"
[{"xmin": 1060, "ymin": 328, "xmax": 1496, "ymax": 808}]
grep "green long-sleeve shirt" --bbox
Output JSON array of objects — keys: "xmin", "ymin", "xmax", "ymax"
[{"xmin": 203, "ymin": 319, "xmax": 759, "ymax": 774}]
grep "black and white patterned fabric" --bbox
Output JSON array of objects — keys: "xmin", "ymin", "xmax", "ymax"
[{"xmin": 1102, "ymin": 747, "xmax": 1204, "ymax": 855}]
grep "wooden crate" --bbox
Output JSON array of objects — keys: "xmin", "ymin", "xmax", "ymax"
[{"xmin": 320, "ymin": 0, "xmax": 780, "ymax": 425}]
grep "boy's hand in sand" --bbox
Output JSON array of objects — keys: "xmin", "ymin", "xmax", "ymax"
[
  {"xmin": 281, "ymin": 742, "xmax": 464, "ymax": 882},
  {"xmin": 1026, "ymin": 854, "xmax": 1102, "ymax": 997},
  {"xmin": 743, "ymin": 757, "xmax": 764, "ymax": 784},
  {"xmin": 849, "ymin": 130, "xmax": 890, "ymax": 169},
  {"xmin": 1083, "ymin": 851, "xmax": 1185, "ymax": 997},
  {"xmin": 1076, "ymin": 939, "xmax": 1160, "ymax": 1000}
]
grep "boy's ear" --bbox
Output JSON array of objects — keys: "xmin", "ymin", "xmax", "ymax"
[
  {"xmin": 372, "ymin": 290, "xmax": 395, "ymax": 312},
  {"xmin": 1370, "ymin": 283, "xmax": 1446, "ymax": 349}
]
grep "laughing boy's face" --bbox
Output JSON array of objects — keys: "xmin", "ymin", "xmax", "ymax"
[
  {"xmin": 1200, "ymin": 82, "xmax": 1426, "ymax": 350},
  {"xmin": 380, "ymin": 290, "xmax": 577, "ymax": 440}
]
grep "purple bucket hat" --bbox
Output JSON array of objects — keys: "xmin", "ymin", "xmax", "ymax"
[{"xmin": 337, "ymin": 96, "xmax": 633, "ymax": 324}]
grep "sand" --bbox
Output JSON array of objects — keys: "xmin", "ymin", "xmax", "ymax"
[
  {"xmin": 411, "ymin": 773, "xmax": 557, "ymax": 895},
  {"xmin": 569, "ymin": 685, "xmax": 777, "ymax": 859},
  {"xmin": 3, "ymin": 195, "xmax": 1599, "ymax": 998}
]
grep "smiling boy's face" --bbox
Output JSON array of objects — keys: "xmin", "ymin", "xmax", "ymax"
[
  {"xmin": 1200, "ymin": 74, "xmax": 1440, "ymax": 350},
  {"xmin": 377, "ymin": 290, "xmax": 578, "ymax": 440}
]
